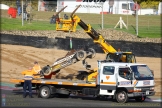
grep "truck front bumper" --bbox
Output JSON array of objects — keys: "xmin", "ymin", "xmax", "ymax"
[{"xmin": 128, "ymin": 91, "xmax": 155, "ymax": 97}]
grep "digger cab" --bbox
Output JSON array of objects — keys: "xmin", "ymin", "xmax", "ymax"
[{"xmin": 106, "ymin": 52, "xmax": 136, "ymax": 63}]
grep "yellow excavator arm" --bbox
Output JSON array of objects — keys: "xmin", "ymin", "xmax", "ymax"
[
  {"xmin": 55, "ymin": 5, "xmax": 136, "ymax": 62},
  {"xmin": 55, "ymin": 5, "xmax": 136, "ymax": 82}
]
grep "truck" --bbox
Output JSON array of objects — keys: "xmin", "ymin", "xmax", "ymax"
[
  {"xmin": 10, "ymin": 61, "xmax": 155, "ymax": 103},
  {"xmin": 56, "ymin": 0, "xmax": 135, "ymax": 15}
]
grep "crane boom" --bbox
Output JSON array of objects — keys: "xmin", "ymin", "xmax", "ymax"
[
  {"xmin": 77, "ymin": 19, "xmax": 117, "ymax": 53},
  {"xmin": 55, "ymin": 5, "xmax": 136, "ymax": 63}
]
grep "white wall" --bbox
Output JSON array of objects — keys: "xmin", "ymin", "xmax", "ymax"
[
  {"xmin": 0, "ymin": 4, "xmax": 9, "ymax": 10},
  {"xmin": 138, "ymin": 9, "xmax": 156, "ymax": 15},
  {"xmin": 60, "ymin": 0, "xmax": 135, "ymax": 15}
]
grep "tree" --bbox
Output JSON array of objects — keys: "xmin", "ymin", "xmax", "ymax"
[{"xmin": 134, "ymin": 0, "xmax": 160, "ymax": 9}]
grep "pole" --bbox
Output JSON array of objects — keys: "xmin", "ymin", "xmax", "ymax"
[
  {"xmin": 70, "ymin": 37, "xmax": 72, "ymax": 49},
  {"xmin": 136, "ymin": 10, "xmax": 138, "ymax": 36},
  {"xmin": 135, "ymin": 2, "xmax": 138, "ymax": 36},
  {"xmin": 22, "ymin": 0, "xmax": 24, "ymax": 26},
  {"xmin": 127, "ymin": 0, "xmax": 128, "ymax": 29},
  {"xmin": 136, "ymin": 8, "xmax": 138, "ymax": 36},
  {"xmin": 101, "ymin": 2, "xmax": 104, "ymax": 29}
]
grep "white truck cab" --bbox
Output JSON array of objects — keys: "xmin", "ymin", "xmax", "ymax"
[{"xmin": 97, "ymin": 60, "xmax": 155, "ymax": 103}]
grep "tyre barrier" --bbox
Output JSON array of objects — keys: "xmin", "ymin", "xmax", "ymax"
[{"xmin": 1, "ymin": 34, "xmax": 161, "ymax": 57}]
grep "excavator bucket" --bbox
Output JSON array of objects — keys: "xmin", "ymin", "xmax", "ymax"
[{"xmin": 56, "ymin": 5, "xmax": 81, "ymax": 32}]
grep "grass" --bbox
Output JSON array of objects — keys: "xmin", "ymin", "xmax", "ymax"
[
  {"xmin": 1, "ymin": 10, "xmax": 161, "ymax": 38},
  {"xmin": 1, "ymin": 17, "xmax": 56, "ymax": 30}
]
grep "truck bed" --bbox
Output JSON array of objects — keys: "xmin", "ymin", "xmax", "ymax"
[{"xmin": 10, "ymin": 78, "xmax": 96, "ymax": 87}]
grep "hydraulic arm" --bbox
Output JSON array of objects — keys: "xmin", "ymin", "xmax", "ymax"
[{"xmin": 55, "ymin": 5, "xmax": 136, "ymax": 64}]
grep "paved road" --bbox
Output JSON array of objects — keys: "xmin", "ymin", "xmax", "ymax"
[{"xmin": 1, "ymin": 89, "xmax": 161, "ymax": 108}]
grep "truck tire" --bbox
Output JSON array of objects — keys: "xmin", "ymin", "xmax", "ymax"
[
  {"xmin": 88, "ymin": 48, "xmax": 96, "ymax": 59},
  {"xmin": 116, "ymin": 90, "xmax": 128, "ymax": 103},
  {"xmin": 40, "ymin": 86, "xmax": 51, "ymax": 99},
  {"xmin": 135, "ymin": 96, "xmax": 146, "ymax": 102},
  {"xmin": 76, "ymin": 50, "xmax": 87, "ymax": 61}
]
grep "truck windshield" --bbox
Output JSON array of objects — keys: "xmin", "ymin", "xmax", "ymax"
[{"xmin": 130, "ymin": 65, "xmax": 153, "ymax": 80}]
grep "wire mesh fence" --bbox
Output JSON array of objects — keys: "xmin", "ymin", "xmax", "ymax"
[{"xmin": 1, "ymin": 9, "xmax": 161, "ymax": 38}]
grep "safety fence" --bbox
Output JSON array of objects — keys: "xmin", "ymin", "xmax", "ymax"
[{"xmin": 1, "ymin": 9, "xmax": 161, "ymax": 38}]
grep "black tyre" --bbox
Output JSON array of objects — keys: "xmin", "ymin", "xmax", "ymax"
[
  {"xmin": 76, "ymin": 50, "xmax": 87, "ymax": 61},
  {"xmin": 116, "ymin": 90, "xmax": 128, "ymax": 103},
  {"xmin": 40, "ymin": 86, "xmax": 51, "ymax": 99},
  {"xmin": 42, "ymin": 65, "xmax": 52, "ymax": 76},
  {"xmin": 88, "ymin": 48, "xmax": 96, "ymax": 59},
  {"xmin": 135, "ymin": 96, "xmax": 146, "ymax": 102}
]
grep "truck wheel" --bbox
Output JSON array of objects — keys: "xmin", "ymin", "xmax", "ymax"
[
  {"xmin": 135, "ymin": 96, "xmax": 146, "ymax": 102},
  {"xmin": 88, "ymin": 48, "xmax": 96, "ymax": 59},
  {"xmin": 42, "ymin": 65, "xmax": 52, "ymax": 76},
  {"xmin": 76, "ymin": 50, "xmax": 87, "ymax": 61},
  {"xmin": 40, "ymin": 86, "xmax": 51, "ymax": 99},
  {"xmin": 116, "ymin": 90, "xmax": 128, "ymax": 103}
]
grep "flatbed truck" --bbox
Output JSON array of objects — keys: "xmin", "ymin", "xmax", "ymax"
[{"xmin": 10, "ymin": 61, "xmax": 155, "ymax": 103}]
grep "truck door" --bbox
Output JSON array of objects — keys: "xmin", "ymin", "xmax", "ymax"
[
  {"xmin": 99, "ymin": 65, "xmax": 117, "ymax": 95},
  {"xmin": 117, "ymin": 67, "xmax": 133, "ymax": 91}
]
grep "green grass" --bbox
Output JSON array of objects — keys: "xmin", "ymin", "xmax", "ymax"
[
  {"xmin": 1, "ymin": 10, "xmax": 161, "ymax": 38},
  {"xmin": 1, "ymin": 17, "xmax": 56, "ymax": 30},
  {"xmin": 114, "ymin": 25, "xmax": 161, "ymax": 38}
]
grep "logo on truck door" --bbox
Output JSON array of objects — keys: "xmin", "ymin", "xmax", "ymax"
[{"xmin": 106, "ymin": 76, "xmax": 110, "ymax": 80}]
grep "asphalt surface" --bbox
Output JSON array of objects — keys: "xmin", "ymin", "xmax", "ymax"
[{"xmin": 1, "ymin": 89, "xmax": 161, "ymax": 108}]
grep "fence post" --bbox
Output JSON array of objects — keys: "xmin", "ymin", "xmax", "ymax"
[{"xmin": 21, "ymin": 0, "xmax": 24, "ymax": 26}]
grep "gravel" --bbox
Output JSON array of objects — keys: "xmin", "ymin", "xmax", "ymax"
[{"xmin": 1, "ymin": 29, "xmax": 161, "ymax": 43}]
